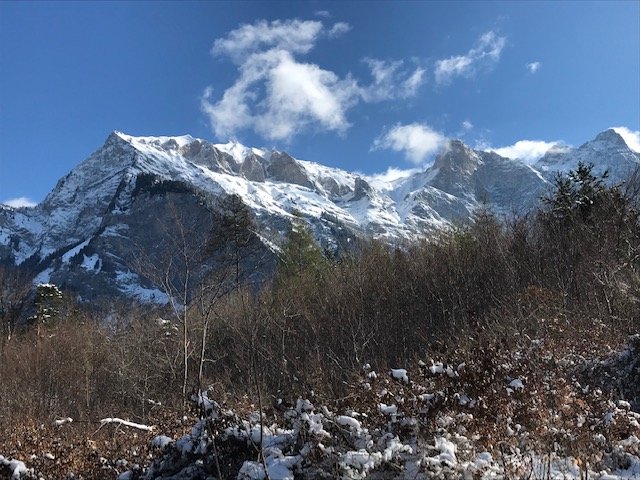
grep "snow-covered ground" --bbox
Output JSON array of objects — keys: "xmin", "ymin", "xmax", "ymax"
[
  {"xmin": 1, "ymin": 333, "xmax": 638, "ymax": 479},
  {"xmin": 112, "ymin": 335, "xmax": 640, "ymax": 480}
]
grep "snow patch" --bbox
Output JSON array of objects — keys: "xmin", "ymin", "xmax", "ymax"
[
  {"xmin": 61, "ymin": 238, "xmax": 91, "ymax": 263},
  {"xmin": 115, "ymin": 270, "xmax": 169, "ymax": 304},
  {"xmin": 32, "ymin": 267, "xmax": 54, "ymax": 285},
  {"xmin": 150, "ymin": 435, "xmax": 173, "ymax": 449},
  {"xmin": 390, "ymin": 368, "xmax": 409, "ymax": 383},
  {"xmin": 0, "ymin": 455, "xmax": 29, "ymax": 479}
]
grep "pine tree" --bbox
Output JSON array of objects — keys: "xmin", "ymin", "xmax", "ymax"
[
  {"xmin": 275, "ymin": 212, "xmax": 328, "ymax": 289},
  {"xmin": 544, "ymin": 162, "xmax": 608, "ymax": 222},
  {"xmin": 207, "ymin": 194, "xmax": 259, "ymax": 289},
  {"xmin": 29, "ymin": 283, "xmax": 63, "ymax": 336}
]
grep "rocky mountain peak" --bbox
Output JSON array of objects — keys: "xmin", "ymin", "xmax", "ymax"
[
  {"xmin": 593, "ymin": 128, "xmax": 627, "ymax": 147},
  {"xmin": 113, "ymin": 132, "xmax": 197, "ymax": 151},
  {"xmin": 240, "ymin": 153, "xmax": 267, "ymax": 182},
  {"xmin": 573, "ymin": 129, "xmax": 631, "ymax": 157},
  {"xmin": 534, "ymin": 128, "xmax": 640, "ymax": 181},
  {"xmin": 266, "ymin": 152, "xmax": 314, "ymax": 188},
  {"xmin": 427, "ymin": 140, "xmax": 482, "ymax": 199},
  {"xmin": 433, "ymin": 140, "xmax": 479, "ymax": 172},
  {"xmin": 351, "ymin": 177, "xmax": 373, "ymax": 201}
]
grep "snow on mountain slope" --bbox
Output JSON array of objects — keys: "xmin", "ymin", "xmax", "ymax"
[
  {"xmin": 535, "ymin": 129, "xmax": 640, "ymax": 182},
  {"xmin": 0, "ymin": 128, "xmax": 637, "ymax": 302}
]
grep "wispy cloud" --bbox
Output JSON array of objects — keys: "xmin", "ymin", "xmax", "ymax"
[
  {"xmin": 203, "ymin": 19, "xmax": 424, "ymax": 143},
  {"xmin": 488, "ymin": 139, "xmax": 565, "ymax": 164},
  {"xmin": 3, "ymin": 196, "xmax": 37, "ymax": 208},
  {"xmin": 211, "ymin": 19, "xmax": 324, "ymax": 65},
  {"xmin": 328, "ymin": 22, "xmax": 351, "ymax": 38},
  {"xmin": 367, "ymin": 166, "xmax": 420, "ymax": 188},
  {"xmin": 314, "ymin": 10, "xmax": 331, "ymax": 18},
  {"xmin": 462, "ymin": 120, "xmax": 473, "ymax": 130},
  {"xmin": 361, "ymin": 58, "xmax": 426, "ymax": 101},
  {"xmin": 526, "ymin": 61, "xmax": 541, "ymax": 74},
  {"xmin": 435, "ymin": 31, "xmax": 506, "ymax": 85},
  {"xmin": 372, "ymin": 123, "xmax": 447, "ymax": 164},
  {"xmin": 611, "ymin": 126, "xmax": 640, "ymax": 152}
]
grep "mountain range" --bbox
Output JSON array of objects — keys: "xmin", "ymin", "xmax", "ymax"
[{"xmin": 1, "ymin": 129, "xmax": 638, "ymax": 302}]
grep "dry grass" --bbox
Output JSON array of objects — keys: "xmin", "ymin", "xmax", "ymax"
[
  {"xmin": 0, "ymin": 410, "xmax": 194, "ymax": 479},
  {"xmin": 0, "ymin": 305, "xmax": 638, "ymax": 479}
]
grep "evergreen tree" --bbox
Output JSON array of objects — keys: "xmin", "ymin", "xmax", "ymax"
[
  {"xmin": 537, "ymin": 162, "xmax": 639, "ymax": 307},
  {"xmin": 275, "ymin": 212, "xmax": 328, "ymax": 289},
  {"xmin": 207, "ymin": 194, "xmax": 259, "ymax": 289},
  {"xmin": 544, "ymin": 162, "xmax": 608, "ymax": 222},
  {"xmin": 29, "ymin": 283, "xmax": 63, "ymax": 336}
]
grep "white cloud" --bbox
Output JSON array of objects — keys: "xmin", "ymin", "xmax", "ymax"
[
  {"xmin": 254, "ymin": 53, "xmax": 359, "ymax": 140},
  {"xmin": 372, "ymin": 123, "xmax": 448, "ymax": 164},
  {"xmin": 3, "ymin": 196, "xmax": 37, "ymax": 208},
  {"xmin": 403, "ymin": 67, "xmax": 426, "ymax": 95},
  {"xmin": 368, "ymin": 166, "xmax": 420, "ymax": 186},
  {"xmin": 211, "ymin": 19, "xmax": 324, "ymax": 64},
  {"xmin": 489, "ymin": 139, "xmax": 564, "ymax": 164},
  {"xmin": 201, "ymin": 84, "xmax": 253, "ymax": 139},
  {"xmin": 361, "ymin": 59, "xmax": 425, "ymax": 101},
  {"xmin": 203, "ymin": 18, "xmax": 424, "ymax": 143},
  {"xmin": 611, "ymin": 126, "xmax": 640, "ymax": 152},
  {"xmin": 328, "ymin": 22, "xmax": 351, "ymax": 38},
  {"xmin": 314, "ymin": 10, "xmax": 331, "ymax": 18},
  {"xmin": 435, "ymin": 31, "xmax": 506, "ymax": 85},
  {"xmin": 462, "ymin": 120, "xmax": 473, "ymax": 130},
  {"xmin": 526, "ymin": 61, "xmax": 541, "ymax": 73},
  {"xmin": 435, "ymin": 56, "xmax": 472, "ymax": 84}
]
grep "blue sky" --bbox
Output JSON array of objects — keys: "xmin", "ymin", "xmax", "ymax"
[{"xmin": 1, "ymin": 1, "xmax": 639, "ymax": 206}]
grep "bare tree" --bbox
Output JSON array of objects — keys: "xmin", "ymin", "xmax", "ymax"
[
  {"xmin": 196, "ymin": 194, "xmax": 277, "ymax": 391},
  {"xmin": 0, "ymin": 264, "xmax": 31, "ymax": 344},
  {"xmin": 133, "ymin": 192, "xmax": 272, "ymax": 399},
  {"xmin": 134, "ymin": 197, "xmax": 212, "ymax": 400}
]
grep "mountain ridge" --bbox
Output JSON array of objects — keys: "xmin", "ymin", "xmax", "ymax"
[{"xmin": 1, "ymin": 128, "xmax": 638, "ymax": 302}]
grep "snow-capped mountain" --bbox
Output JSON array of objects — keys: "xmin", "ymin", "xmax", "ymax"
[
  {"xmin": 535, "ymin": 129, "xmax": 639, "ymax": 182},
  {"xmin": 0, "ymin": 129, "xmax": 638, "ymax": 302}
]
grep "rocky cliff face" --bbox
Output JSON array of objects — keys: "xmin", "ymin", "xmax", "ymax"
[{"xmin": 1, "ymin": 129, "xmax": 638, "ymax": 302}]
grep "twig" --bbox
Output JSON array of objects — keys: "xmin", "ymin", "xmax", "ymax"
[{"xmin": 98, "ymin": 417, "xmax": 154, "ymax": 431}]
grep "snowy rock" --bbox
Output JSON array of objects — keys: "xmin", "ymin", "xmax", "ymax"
[
  {"xmin": 150, "ymin": 435, "xmax": 173, "ymax": 449},
  {"xmin": 508, "ymin": 378, "xmax": 524, "ymax": 391},
  {"xmin": 429, "ymin": 362, "xmax": 445, "ymax": 375},
  {"xmin": 0, "ymin": 456, "xmax": 29, "ymax": 480},
  {"xmin": 336, "ymin": 415, "xmax": 362, "ymax": 430},
  {"xmin": 390, "ymin": 368, "xmax": 409, "ymax": 383},
  {"xmin": 379, "ymin": 403, "xmax": 398, "ymax": 415},
  {"xmin": 53, "ymin": 417, "xmax": 73, "ymax": 427}
]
